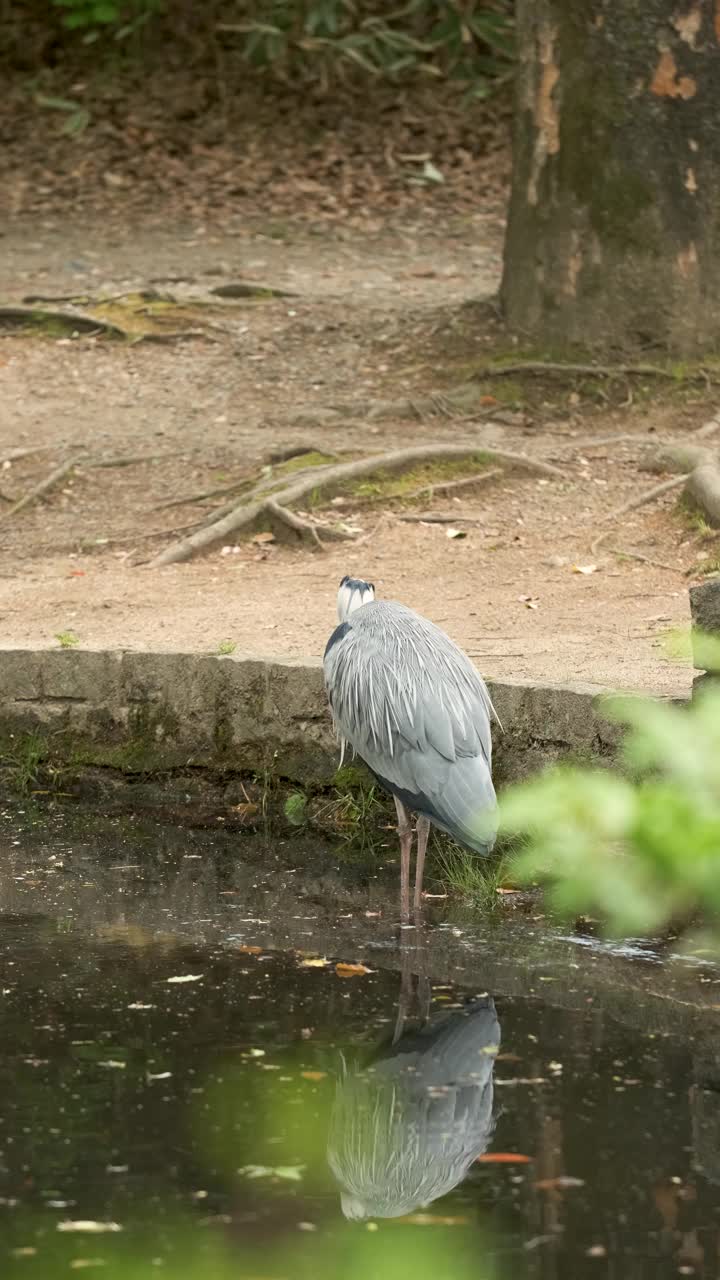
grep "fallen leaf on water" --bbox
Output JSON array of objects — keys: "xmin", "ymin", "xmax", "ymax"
[
  {"xmin": 166, "ymin": 974, "xmax": 203, "ymax": 984},
  {"xmin": 239, "ymin": 1165, "xmax": 305, "ymax": 1182},
  {"xmin": 586, "ymin": 1245, "xmax": 607, "ymax": 1258},
  {"xmin": 298, "ymin": 956, "xmax": 329, "ymax": 968},
  {"xmin": 127, "ymin": 1002, "xmax": 154, "ymax": 1010},
  {"xmin": 477, "ymin": 1153, "xmax": 532, "ymax": 1165},
  {"xmin": 57, "ymin": 1222, "xmax": 122, "ymax": 1234},
  {"xmin": 230, "ymin": 802, "xmax": 259, "ymax": 818},
  {"xmin": 70, "ymin": 1261, "xmax": 106, "ymax": 1270},
  {"xmin": 534, "ymin": 1176, "xmax": 585, "ymax": 1190},
  {"xmin": 300, "ymin": 1071, "xmax": 327, "ymax": 1081},
  {"xmin": 495, "ymin": 1077, "xmax": 547, "ymax": 1087},
  {"xmin": 235, "ymin": 944, "xmax": 263, "ymax": 955},
  {"xmin": 335, "ymin": 962, "xmax": 372, "ymax": 977},
  {"xmin": 97, "ymin": 1061, "xmax": 126, "ymax": 1070},
  {"xmin": 572, "ymin": 564, "xmax": 598, "ymax": 575}
]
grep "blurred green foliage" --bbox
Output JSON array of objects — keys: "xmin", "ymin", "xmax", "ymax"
[
  {"xmin": 501, "ymin": 639, "xmax": 720, "ymax": 940},
  {"xmin": 50, "ymin": 0, "xmax": 161, "ymax": 39},
  {"xmin": 46, "ymin": 0, "xmax": 513, "ymax": 92}
]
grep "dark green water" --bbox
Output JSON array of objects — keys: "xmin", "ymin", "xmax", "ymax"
[{"xmin": 1, "ymin": 806, "xmax": 720, "ymax": 1279}]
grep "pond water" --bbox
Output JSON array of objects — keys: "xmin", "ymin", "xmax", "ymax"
[{"xmin": 1, "ymin": 806, "xmax": 720, "ymax": 1280}]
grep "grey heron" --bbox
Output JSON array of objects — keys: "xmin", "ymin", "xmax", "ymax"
[
  {"xmin": 327, "ymin": 988, "xmax": 500, "ymax": 1221},
  {"xmin": 323, "ymin": 576, "xmax": 499, "ymax": 921}
]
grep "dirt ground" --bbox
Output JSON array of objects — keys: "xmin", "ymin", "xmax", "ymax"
[{"xmin": 1, "ymin": 203, "xmax": 715, "ymax": 697}]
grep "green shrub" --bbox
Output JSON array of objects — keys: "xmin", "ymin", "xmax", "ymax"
[
  {"xmin": 500, "ymin": 645, "xmax": 720, "ymax": 941},
  {"xmin": 46, "ymin": 0, "xmax": 514, "ymax": 92}
]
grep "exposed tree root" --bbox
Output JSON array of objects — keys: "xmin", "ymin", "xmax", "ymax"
[
  {"xmin": 0, "ymin": 453, "xmax": 86, "ymax": 524},
  {"xmin": 264, "ymin": 497, "xmax": 326, "ymax": 550},
  {"xmin": 148, "ymin": 444, "xmax": 566, "ymax": 567},
  {"xmin": 590, "ymin": 476, "xmax": 690, "ymax": 555},
  {"xmin": 686, "ymin": 463, "xmax": 720, "ymax": 527},
  {"xmin": 605, "ymin": 546, "xmax": 683, "ymax": 573}
]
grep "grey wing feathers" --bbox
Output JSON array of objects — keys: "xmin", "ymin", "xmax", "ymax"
[{"xmin": 323, "ymin": 601, "xmax": 498, "ymax": 852}]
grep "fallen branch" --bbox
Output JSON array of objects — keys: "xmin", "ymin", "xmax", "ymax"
[
  {"xmin": 148, "ymin": 444, "xmax": 567, "ymax": 567},
  {"xmin": 0, "ymin": 453, "xmax": 86, "ymax": 524}
]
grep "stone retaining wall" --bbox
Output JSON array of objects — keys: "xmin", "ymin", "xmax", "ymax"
[{"xmin": 0, "ymin": 648, "xmax": 658, "ymax": 789}]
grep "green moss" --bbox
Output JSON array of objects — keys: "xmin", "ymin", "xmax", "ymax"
[
  {"xmin": 332, "ymin": 762, "xmax": 374, "ymax": 792},
  {"xmin": 274, "ymin": 450, "xmax": 337, "ymax": 475},
  {"xmin": 343, "ymin": 454, "xmax": 496, "ymax": 504}
]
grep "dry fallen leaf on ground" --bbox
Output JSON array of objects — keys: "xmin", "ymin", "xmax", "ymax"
[
  {"xmin": 572, "ymin": 564, "xmax": 598, "ymax": 574},
  {"xmin": 446, "ymin": 527, "xmax": 467, "ymax": 539},
  {"xmin": 335, "ymin": 962, "xmax": 372, "ymax": 977}
]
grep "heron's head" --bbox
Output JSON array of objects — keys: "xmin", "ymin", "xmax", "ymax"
[{"xmin": 337, "ymin": 575, "xmax": 375, "ymax": 622}]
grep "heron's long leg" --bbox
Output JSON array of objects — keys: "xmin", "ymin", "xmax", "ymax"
[
  {"xmin": 394, "ymin": 796, "xmax": 413, "ymax": 923},
  {"xmin": 413, "ymin": 815, "xmax": 431, "ymax": 916}
]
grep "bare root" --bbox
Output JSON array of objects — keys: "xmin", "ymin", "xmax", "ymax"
[
  {"xmin": 0, "ymin": 453, "xmax": 86, "ymax": 524},
  {"xmin": 148, "ymin": 444, "xmax": 567, "ymax": 567}
]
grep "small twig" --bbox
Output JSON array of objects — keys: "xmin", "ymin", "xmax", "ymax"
[
  {"xmin": 0, "ymin": 453, "xmax": 85, "ymax": 523},
  {"xmin": 88, "ymin": 451, "xmax": 186, "ymax": 469},
  {"xmin": 402, "ymin": 467, "xmax": 503, "ymax": 502},
  {"xmin": 153, "ymin": 480, "xmax": 250, "ymax": 511},
  {"xmin": 549, "ymin": 432, "xmax": 669, "ymax": 454},
  {"xmin": 397, "ymin": 513, "xmax": 486, "ymax": 525},
  {"xmin": 264, "ymin": 497, "xmax": 325, "ymax": 550},
  {"xmin": 605, "ymin": 546, "xmax": 682, "ymax": 573},
  {"xmin": 353, "ymin": 515, "xmax": 387, "ymax": 546},
  {"xmin": 473, "ymin": 361, "xmax": 704, "ymax": 381}
]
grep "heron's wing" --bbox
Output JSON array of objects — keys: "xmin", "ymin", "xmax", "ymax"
[{"xmin": 323, "ymin": 608, "xmax": 497, "ymax": 851}]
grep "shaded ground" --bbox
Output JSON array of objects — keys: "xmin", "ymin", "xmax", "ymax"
[
  {"xmin": 2, "ymin": 211, "xmax": 712, "ymax": 695},
  {"xmin": 2, "ymin": 68, "xmax": 717, "ymax": 696}
]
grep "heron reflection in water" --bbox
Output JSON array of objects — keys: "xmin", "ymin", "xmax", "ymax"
[{"xmin": 327, "ymin": 957, "xmax": 500, "ymax": 1221}]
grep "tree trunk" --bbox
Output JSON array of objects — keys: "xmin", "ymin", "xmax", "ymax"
[{"xmin": 501, "ymin": 1, "xmax": 720, "ymax": 353}]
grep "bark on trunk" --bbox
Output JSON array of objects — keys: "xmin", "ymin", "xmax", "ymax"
[{"xmin": 501, "ymin": 0, "xmax": 720, "ymax": 353}]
